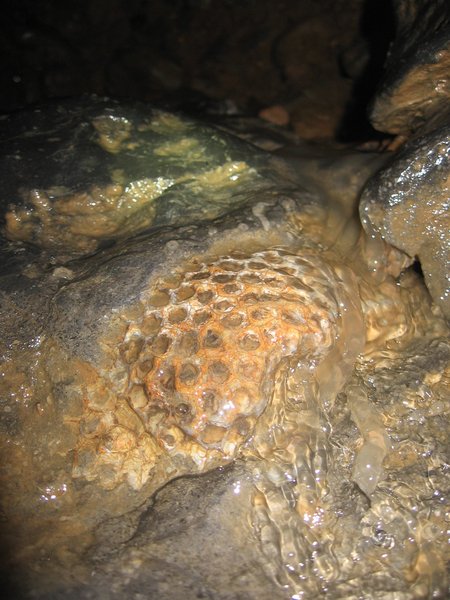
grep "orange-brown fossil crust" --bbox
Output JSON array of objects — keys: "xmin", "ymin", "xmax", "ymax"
[{"xmin": 138, "ymin": 250, "xmax": 333, "ymax": 456}]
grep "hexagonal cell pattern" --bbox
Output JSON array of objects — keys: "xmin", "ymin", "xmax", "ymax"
[{"xmin": 122, "ymin": 248, "xmax": 339, "ymax": 464}]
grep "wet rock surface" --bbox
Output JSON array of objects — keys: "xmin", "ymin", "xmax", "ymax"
[
  {"xmin": 0, "ymin": 98, "xmax": 449, "ymax": 600},
  {"xmin": 360, "ymin": 120, "xmax": 450, "ymax": 318},
  {"xmin": 370, "ymin": 0, "xmax": 450, "ymax": 135},
  {"xmin": 6, "ymin": 465, "xmax": 278, "ymax": 600},
  {"xmin": 0, "ymin": 97, "xmax": 276, "ymax": 256},
  {"xmin": 359, "ymin": 0, "xmax": 450, "ymax": 320}
]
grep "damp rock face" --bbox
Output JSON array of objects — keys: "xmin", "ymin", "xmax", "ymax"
[
  {"xmin": 360, "ymin": 0, "xmax": 450, "ymax": 319},
  {"xmin": 360, "ymin": 122, "xmax": 450, "ymax": 318},
  {"xmin": 370, "ymin": 0, "xmax": 450, "ymax": 135},
  {"xmin": 0, "ymin": 96, "xmax": 273, "ymax": 255},
  {"xmin": 0, "ymin": 99, "xmax": 449, "ymax": 600}
]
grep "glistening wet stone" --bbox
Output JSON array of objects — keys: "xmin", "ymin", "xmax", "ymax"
[{"xmin": 0, "ymin": 96, "xmax": 448, "ymax": 600}]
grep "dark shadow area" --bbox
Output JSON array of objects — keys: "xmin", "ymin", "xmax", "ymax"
[
  {"xmin": 0, "ymin": 0, "xmax": 397, "ymax": 144},
  {"xmin": 337, "ymin": 0, "xmax": 396, "ymax": 142},
  {"xmin": 0, "ymin": 533, "xmax": 22, "ymax": 600}
]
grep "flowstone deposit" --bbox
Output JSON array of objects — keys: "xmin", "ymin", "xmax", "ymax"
[
  {"xmin": 73, "ymin": 245, "xmax": 363, "ymax": 494},
  {"xmin": 0, "ymin": 99, "xmax": 449, "ymax": 600}
]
